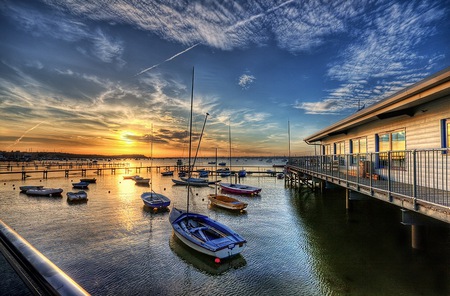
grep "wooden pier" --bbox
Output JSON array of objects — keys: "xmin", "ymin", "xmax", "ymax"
[{"xmin": 0, "ymin": 163, "xmax": 283, "ymax": 180}]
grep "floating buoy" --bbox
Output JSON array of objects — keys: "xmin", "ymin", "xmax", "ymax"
[
  {"xmin": 214, "ymin": 258, "xmax": 221, "ymax": 264},
  {"xmin": 108, "ymin": 190, "xmax": 110, "ymax": 193}
]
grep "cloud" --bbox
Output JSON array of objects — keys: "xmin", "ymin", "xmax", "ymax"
[
  {"xmin": 293, "ymin": 99, "xmax": 342, "ymax": 115},
  {"xmin": 238, "ymin": 74, "xmax": 256, "ymax": 89}
]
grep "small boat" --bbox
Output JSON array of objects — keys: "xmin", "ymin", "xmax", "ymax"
[
  {"xmin": 238, "ymin": 170, "xmax": 247, "ymax": 177},
  {"xmin": 207, "ymin": 161, "xmax": 216, "ymax": 165},
  {"xmin": 178, "ymin": 171, "xmax": 187, "ymax": 177},
  {"xmin": 66, "ymin": 191, "xmax": 88, "ymax": 202},
  {"xmin": 170, "ymin": 208, "xmax": 246, "ymax": 259},
  {"xmin": 218, "ymin": 162, "xmax": 226, "ymax": 166},
  {"xmin": 161, "ymin": 170, "xmax": 174, "ymax": 176},
  {"xmin": 208, "ymin": 194, "xmax": 248, "ymax": 211},
  {"xmin": 172, "ymin": 178, "xmax": 210, "ymax": 187},
  {"xmin": 219, "ymin": 183, "xmax": 261, "ymax": 195},
  {"xmin": 134, "ymin": 176, "xmax": 150, "ymax": 185},
  {"xmin": 80, "ymin": 178, "xmax": 96, "ymax": 183},
  {"xmin": 141, "ymin": 192, "xmax": 171, "ymax": 210},
  {"xmin": 26, "ymin": 187, "xmax": 63, "ymax": 196},
  {"xmin": 198, "ymin": 170, "xmax": 209, "ymax": 178},
  {"xmin": 277, "ymin": 173, "xmax": 285, "ymax": 179},
  {"xmin": 123, "ymin": 175, "xmax": 140, "ymax": 180},
  {"xmin": 72, "ymin": 181, "xmax": 89, "ymax": 189},
  {"xmin": 171, "ymin": 69, "xmax": 246, "ymax": 260},
  {"xmin": 19, "ymin": 185, "xmax": 43, "ymax": 193}
]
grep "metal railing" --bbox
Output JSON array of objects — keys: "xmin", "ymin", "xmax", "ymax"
[{"xmin": 288, "ymin": 149, "xmax": 450, "ymax": 208}]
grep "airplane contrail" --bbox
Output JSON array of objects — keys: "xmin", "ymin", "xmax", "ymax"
[
  {"xmin": 6, "ymin": 121, "xmax": 45, "ymax": 149},
  {"xmin": 135, "ymin": 43, "xmax": 201, "ymax": 76},
  {"xmin": 226, "ymin": 0, "xmax": 295, "ymax": 33}
]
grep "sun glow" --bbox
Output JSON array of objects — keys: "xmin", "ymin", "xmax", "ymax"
[{"xmin": 120, "ymin": 131, "xmax": 136, "ymax": 145}]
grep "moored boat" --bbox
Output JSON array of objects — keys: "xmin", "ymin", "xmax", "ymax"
[
  {"xmin": 80, "ymin": 178, "xmax": 96, "ymax": 183},
  {"xmin": 219, "ymin": 183, "xmax": 261, "ymax": 195},
  {"xmin": 72, "ymin": 181, "xmax": 89, "ymax": 189},
  {"xmin": 26, "ymin": 187, "xmax": 63, "ymax": 196},
  {"xmin": 208, "ymin": 194, "xmax": 248, "ymax": 211},
  {"xmin": 170, "ymin": 208, "xmax": 246, "ymax": 259},
  {"xmin": 134, "ymin": 176, "xmax": 150, "ymax": 185},
  {"xmin": 66, "ymin": 191, "xmax": 88, "ymax": 202},
  {"xmin": 170, "ymin": 68, "xmax": 246, "ymax": 261},
  {"xmin": 19, "ymin": 185, "xmax": 43, "ymax": 193},
  {"xmin": 141, "ymin": 192, "xmax": 171, "ymax": 210}
]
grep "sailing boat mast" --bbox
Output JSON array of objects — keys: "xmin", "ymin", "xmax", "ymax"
[
  {"xmin": 187, "ymin": 67, "xmax": 194, "ymax": 213},
  {"xmin": 228, "ymin": 124, "xmax": 232, "ymax": 172},
  {"xmin": 150, "ymin": 124, "xmax": 154, "ymax": 192}
]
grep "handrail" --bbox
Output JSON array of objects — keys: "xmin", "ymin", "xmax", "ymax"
[
  {"xmin": 287, "ymin": 148, "xmax": 449, "ymax": 209},
  {"xmin": 0, "ymin": 219, "xmax": 90, "ymax": 296}
]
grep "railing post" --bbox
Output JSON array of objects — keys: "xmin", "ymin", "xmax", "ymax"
[
  {"xmin": 387, "ymin": 151, "xmax": 391, "ymax": 200},
  {"xmin": 412, "ymin": 150, "xmax": 417, "ymax": 210}
]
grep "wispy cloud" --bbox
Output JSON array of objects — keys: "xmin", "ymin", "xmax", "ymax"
[
  {"xmin": 238, "ymin": 73, "xmax": 256, "ymax": 89},
  {"xmin": 300, "ymin": 0, "xmax": 448, "ymax": 115}
]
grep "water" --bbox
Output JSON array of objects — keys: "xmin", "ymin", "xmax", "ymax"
[{"xmin": 1, "ymin": 159, "xmax": 449, "ymax": 295}]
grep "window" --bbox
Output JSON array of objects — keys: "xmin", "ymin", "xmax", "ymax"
[
  {"xmin": 441, "ymin": 119, "xmax": 450, "ymax": 154},
  {"xmin": 351, "ymin": 137, "xmax": 367, "ymax": 164},
  {"xmin": 376, "ymin": 129, "xmax": 406, "ymax": 168},
  {"xmin": 335, "ymin": 141, "xmax": 345, "ymax": 155},
  {"xmin": 323, "ymin": 144, "xmax": 332, "ymax": 155}
]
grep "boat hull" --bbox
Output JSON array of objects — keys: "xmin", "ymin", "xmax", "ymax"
[
  {"xmin": 169, "ymin": 208, "xmax": 246, "ymax": 259},
  {"xmin": 26, "ymin": 188, "xmax": 63, "ymax": 196},
  {"xmin": 66, "ymin": 191, "xmax": 88, "ymax": 202},
  {"xmin": 219, "ymin": 183, "xmax": 261, "ymax": 195},
  {"xmin": 208, "ymin": 194, "xmax": 247, "ymax": 211},
  {"xmin": 141, "ymin": 192, "xmax": 171, "ymax": 209}
]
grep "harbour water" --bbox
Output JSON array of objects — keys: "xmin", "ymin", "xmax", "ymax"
[{"xmin": 1, "ymin": 158, "xmax": 449, "ymax": 295}]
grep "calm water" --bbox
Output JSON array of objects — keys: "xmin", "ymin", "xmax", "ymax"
[{"xmin": 1, "ymin": 159, "xmax": 449, "ymax": 295}]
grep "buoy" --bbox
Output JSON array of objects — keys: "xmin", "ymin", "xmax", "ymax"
[
  {"xmin": 108, "ymin": 190, "xmax": 110, "ymax": 193},
  {"xmin": 214, "ymin": 258, "xmax": 221, "ymax": 264}
]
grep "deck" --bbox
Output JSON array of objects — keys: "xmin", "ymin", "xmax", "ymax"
[{"xmin": 286, "ymin": 150, "xmax": 450, "ymax": 224}]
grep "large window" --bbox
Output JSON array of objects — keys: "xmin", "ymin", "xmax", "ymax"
[
  {"xmin": 351, "ymin": 137, "xmax": 367, "ymax": 164},
  {"xmin": 376, "ymin": 129, "xmax": 406, "ymax": 168}
]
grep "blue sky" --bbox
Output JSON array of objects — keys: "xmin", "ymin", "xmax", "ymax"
[{"xmin": 1, "ymin": 0, "xmax": 449, "ymax": 157}]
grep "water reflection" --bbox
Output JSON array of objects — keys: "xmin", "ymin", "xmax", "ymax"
[{"xmin": 169, "ymin": 234, "xmax": 247, "ymax": 275}]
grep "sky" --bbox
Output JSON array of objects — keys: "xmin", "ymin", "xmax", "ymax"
[{"xmin": 0, "ymin": 0, "xmax": 449, "ymax": 158}]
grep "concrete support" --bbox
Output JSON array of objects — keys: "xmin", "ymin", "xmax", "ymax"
[
  {"xmin": 411, "ymin": 224, "xmax": 424, "ymax": 250},
  {"xmin": 346, "ymin": 189, "xmax": 353, "ymax": 211}
]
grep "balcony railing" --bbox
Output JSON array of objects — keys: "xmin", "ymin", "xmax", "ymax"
[{"xmin": 287, "ymin": 149, "xmax": 450, "ymax": 208}]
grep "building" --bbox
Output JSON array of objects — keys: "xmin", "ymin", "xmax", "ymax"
[{"xmin": 286, "ymin": 67, "xmax": 450, "ymax": 243}]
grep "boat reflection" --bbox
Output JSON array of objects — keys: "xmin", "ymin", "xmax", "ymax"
[
  {"xmin": 169, "ymin": 234, "xmax": 246, "ymax": 275},
  {"xmin": 142, "ymin": 205, "xmax": 170, "ymax": 214}
]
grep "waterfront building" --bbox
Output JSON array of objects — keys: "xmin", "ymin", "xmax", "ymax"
[{"xmin": 286, "ymin": 67, "xmax": 450, "ymax": 243}]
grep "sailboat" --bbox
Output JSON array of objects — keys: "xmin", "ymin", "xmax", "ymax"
[
  {"xmin": 208, "ymin": 148, "xmax": 248, "ymax": 211},
  {"xmin": 219, "ymin": 124, "xmax": 262, "ymax": 196},
  {"xmin": 141, "ymin": 125, "xmax": 171, "ymax": 210},
  {"xmin": 172, "ymin": 112, "xmax": 214, "ymax": 187},
  {"xmin": 169, "ymin": 68, "xmax": 246, "ymax": 260}
]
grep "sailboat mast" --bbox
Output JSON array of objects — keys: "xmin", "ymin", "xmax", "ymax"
[
  {"xmin": 150, "ymin": 124, "xmax": 153, "ymax": 192},
  {"xmin": 228, "ymin": 124, "xmax": 232, "ymax": 171},
  {"xmin": 187, "ymin": 67, "xmax": 194, "ymax": 213}
]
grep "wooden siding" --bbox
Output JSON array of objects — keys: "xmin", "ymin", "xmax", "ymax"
[{"xmin": 320, "ymin": 95, "xmax": 450, "ymax": 151}]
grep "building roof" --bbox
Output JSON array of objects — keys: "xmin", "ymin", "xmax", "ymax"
[{"xmin": 304, "ymin": 67, "xmax": 450, "ymax": 144}]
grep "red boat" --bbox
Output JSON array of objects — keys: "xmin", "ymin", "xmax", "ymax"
[{"xmin": 219, "ymin": 183, "xmax": 261, "ymax": 195}]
